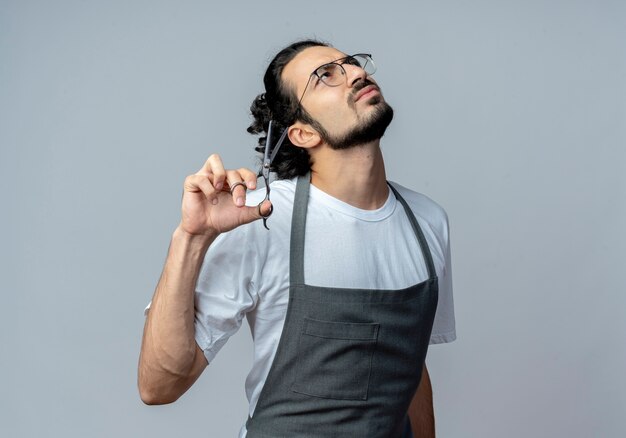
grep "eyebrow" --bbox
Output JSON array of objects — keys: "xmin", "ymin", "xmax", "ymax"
[{"xmin": 308, "ymin": 55, "xmax": 348, "ymax": 84}]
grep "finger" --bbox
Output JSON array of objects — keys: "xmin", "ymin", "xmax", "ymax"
[
  {"xmin": 222, "ymin": 168, "xmax": 257, "ymax": 191},
  {"xmin": 236, "ymin": 167, "xmax": 258, "ymax": 190},
  {"xmin": 257, "ymin": 199, "xmax": 273, "ymax": 218},
  {"xmin": 225, "ymin": 170, "xmax": 248, "ymax": 207},
  {"xmin": 237, "ymin": 200, "xmax": 273, "ymax": 226},
  {"xmin": 198, "ymin": 154, "xmax": 226, "ymax": 191},
  {"xmin": 184, "ymin": 174, "xmax": 218, "ymax": 204}
]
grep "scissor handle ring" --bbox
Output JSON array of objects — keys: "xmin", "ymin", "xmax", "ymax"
[{"xmin": 258, "ymin": 202, "xmax": 273, "ymax": 230}]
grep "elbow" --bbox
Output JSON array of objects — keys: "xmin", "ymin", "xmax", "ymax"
[
  {"xmin": 139, "ymin": 390, "xmax": 164, "ymax": 406},
  {"xmin": 138, "ymin": 383, "xmax": 180, "ymax": 405},
  {"xmin": 137, "ymin": 367, "xmax": 183, "ymax": 405},
  {"xmin": 140, "ymin": 393, "xmax": 176, "ymax": 406},
  {"xmin": 137, "ymin": 344, "xmax": 204, "ymax": 405}
]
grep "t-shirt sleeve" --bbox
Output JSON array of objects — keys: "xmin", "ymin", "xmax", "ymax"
[
  {"xmin": 429, "ymin": 210, "xmax": 456, "ymax": 345},
  {"xmin": 193, "ymin": 225, "xmax": 260, "ymax": 363}
]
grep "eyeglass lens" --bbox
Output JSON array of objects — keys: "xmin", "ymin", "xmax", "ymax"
[{"xmin": 315, "ymin": 54, "xmax": 375, "ymax": 86}]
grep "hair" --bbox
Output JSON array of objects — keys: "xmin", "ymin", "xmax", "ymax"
[{"xmin": 247, "ymin": 39, "xmax": 329, "ymax": 179}]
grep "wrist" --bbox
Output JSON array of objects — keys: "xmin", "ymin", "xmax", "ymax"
[{"xmin": 173, "ymin": 225, "xmax": 218, "ymax": 249}]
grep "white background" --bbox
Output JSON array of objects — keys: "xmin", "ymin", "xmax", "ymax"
[{"xmin": 2, "ymin": 1, "xmax": 624, "ymax": 436}]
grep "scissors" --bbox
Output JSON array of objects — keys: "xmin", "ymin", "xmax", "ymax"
[{"xmin": 259, "ymin": 120, "xmax": 288, "ymax": 230}]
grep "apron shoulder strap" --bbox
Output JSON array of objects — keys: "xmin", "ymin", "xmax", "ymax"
[
  {"xmin": 289, "ymin": 173, "xmax": 311, "ymax": 286},
  {"xmin": 387, "ymin": 183, "xmax": 437, "ymax": 279}
]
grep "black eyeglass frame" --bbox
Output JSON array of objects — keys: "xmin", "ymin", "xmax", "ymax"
[{"xmin": 297, "ymin": 53, "xmax": 375, "ymax": 107}]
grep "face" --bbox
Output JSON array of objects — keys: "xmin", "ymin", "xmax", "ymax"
[{"xmin": 282, "ymin": 46, "xmax": 393, "ymax": 150}]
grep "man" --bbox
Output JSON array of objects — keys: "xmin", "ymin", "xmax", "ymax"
[{"xmin": 138, "ymin": 40, "xmax": 455, "ymax": 437}]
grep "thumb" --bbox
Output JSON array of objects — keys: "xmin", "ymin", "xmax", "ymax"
[{"xmin": 239, "ymin": 200, "xmax": 273, "ymax": 225}]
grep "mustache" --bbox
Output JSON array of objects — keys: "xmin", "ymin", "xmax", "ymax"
[{"xmin": 350, "ymin": 78, "xmax": 379, "ymax": 102}]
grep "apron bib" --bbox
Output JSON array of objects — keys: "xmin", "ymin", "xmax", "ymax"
[{"xmin": 246, "ymin": 174, "xmax": 439, "ymax": 438}]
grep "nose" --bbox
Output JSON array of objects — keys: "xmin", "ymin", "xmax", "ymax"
[{"xmin": 345, "ymin": 63, "xmax": 367, "ymax": 88}]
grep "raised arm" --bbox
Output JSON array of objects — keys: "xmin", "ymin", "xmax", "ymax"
[{"xmin": 138, "ymin": 154, "xmax": 270, "ymax": 405}]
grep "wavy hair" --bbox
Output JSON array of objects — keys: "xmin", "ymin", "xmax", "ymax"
[{"xmin": 247, "ymin": 40, "xmax": 328, "ymax": 179}]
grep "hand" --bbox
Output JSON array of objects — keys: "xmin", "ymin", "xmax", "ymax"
[{"xmin": 179, "ymin": 154, "xmax": 271, "ymax": 236}]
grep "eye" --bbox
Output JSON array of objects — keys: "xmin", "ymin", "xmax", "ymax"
[{"xmin": 315, "ymin": 64, "xmax": 341, "ymax": 84}]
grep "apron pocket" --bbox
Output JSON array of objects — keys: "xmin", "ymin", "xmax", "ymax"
[{"xmin": 291, "ymin": 318, "xmax": 379, "ymax": 401}]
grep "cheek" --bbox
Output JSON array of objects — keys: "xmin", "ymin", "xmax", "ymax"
[
  {"xmin": 313, "ymin": 95, "xmax": 357, "ymax": 132},
  {"xmin": 317, "ymin": 105, "xmax": 345, "ymax": 131}
]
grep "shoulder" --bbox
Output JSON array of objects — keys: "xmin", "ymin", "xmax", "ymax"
[{"xmin": 388, "ymin": 181, "xmax": 450, "ymax": 238}]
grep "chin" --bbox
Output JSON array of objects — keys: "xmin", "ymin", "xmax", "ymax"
[
  {"xmin": 364, "ymin": 94, "xmax": 383, "ymax": 105},
  {"xmin": 327, "ymin": 102, "xmax": 394, "ymax": 150}
]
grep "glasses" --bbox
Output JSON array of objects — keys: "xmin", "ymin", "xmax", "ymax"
[
  {"xmin": 259, "ymin": 120, "xmax": 288, "ymax": 230},
  {"xmin": 297, "ymin": 53, "xmax": 376, "ymax": 106}
]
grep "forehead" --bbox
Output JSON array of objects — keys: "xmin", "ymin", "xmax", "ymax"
[{"xmin": 281, "ymin": 46, "xmax": 347, "ymax": 94}]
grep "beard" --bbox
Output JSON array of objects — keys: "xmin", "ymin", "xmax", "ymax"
[{"xmin": 305, "ymin": 82, "xmax": 394, "ymax": 150}]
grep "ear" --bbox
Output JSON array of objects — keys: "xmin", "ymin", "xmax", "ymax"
[{"xmin": 288, "ymin": 121, "xmax": 322, "ymax": 149}]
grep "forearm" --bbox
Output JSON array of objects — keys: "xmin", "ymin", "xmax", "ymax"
[
  {"xmin": 408, "ymin": 363, "xmax": 435, "ymax": 437},
  {"xmin": 138, "ymin": 226, "xmax": 215, "ymax": 403}
]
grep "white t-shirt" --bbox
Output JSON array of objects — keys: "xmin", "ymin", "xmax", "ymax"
[{"xmin": 191, "ymin": 177, "xmax": 456, "ymax": 437}]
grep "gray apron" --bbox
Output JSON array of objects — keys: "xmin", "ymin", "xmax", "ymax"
[{"xmin": 246, "ymin": 174, "xmax": 439, "ymax": 438}]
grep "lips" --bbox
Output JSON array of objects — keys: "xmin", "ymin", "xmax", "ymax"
[{"xmin": 354, "ymin": 84, "xmax": 380, "ymax": 102}]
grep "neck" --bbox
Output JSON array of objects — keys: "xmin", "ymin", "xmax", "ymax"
[{"xmin": 308, "ymin": 140, "xmax": 388, "ymax": 210}]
